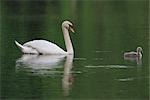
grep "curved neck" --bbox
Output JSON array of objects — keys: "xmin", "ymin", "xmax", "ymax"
[{"xmin": 62, "ymin": 27, "xmax": 74, "ymax": 54}]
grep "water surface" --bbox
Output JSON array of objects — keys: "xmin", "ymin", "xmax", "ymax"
[{"xmin": 0, "ymin": 0, "xmax": 149, "ymax": 100}]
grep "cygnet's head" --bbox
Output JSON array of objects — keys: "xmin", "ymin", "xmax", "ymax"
[
  {"xmin": 62, "ymin": 21, "xmax": 75, "ymax": 33},
  {"xmin": 136, "ymin": 47, "xmax": 142, "ymax": 52}
]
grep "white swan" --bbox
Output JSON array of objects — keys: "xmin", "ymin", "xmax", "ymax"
[{"xmin": 15, "ymin": 21, "xmax": 75, "ymax": 55}]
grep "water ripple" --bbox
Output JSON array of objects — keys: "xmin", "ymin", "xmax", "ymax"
[{"xmin": 85, "ymin": 65, "xmax": 133, "ymax": 69}]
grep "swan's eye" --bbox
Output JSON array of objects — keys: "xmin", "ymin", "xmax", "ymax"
[
  {"xmin": 69, "ymin": 25, "xmax": 73, "ymax": 28},
  {"xmin": 68, "ymin": 24, "xmax": 75, "ymax": 33}
]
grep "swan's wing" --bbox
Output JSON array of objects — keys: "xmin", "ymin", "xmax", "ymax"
[
  {"xmin": 23, "ymin": 40, "xmax": 66, "ymax": 54},
  {"xmin": 124, "ymin": 51, "xmax": 137, "ymax": 57}
]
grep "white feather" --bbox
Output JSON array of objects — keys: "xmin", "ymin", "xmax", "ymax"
[
  {"xmin": 23, "ymin": 40, "xmax": 66, "ymax": 54},
  {"xmin": 15, "ymin": 41, "xmax": 38, "ymax": 54}
]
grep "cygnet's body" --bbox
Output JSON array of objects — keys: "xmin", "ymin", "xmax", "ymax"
[{"xmin": 124, "ymin": 47, "xmax": 142, "ymax": 58}]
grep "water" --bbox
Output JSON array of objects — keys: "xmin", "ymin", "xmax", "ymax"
[{"xmin": 0, "ymin": 0, "xmax": 149, "ymax": 100}]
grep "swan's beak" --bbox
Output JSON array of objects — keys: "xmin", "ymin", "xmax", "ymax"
[{"xmin": 69, "ymin": 27, "xmax": 75, "ymax": 33}]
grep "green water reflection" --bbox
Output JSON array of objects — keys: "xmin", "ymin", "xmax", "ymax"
[{"xmin": 0, "ymin": 0, "xmax": 149, "ymax": 100}]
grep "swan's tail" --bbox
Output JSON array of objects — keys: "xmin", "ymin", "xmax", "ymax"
[
  {"xmin": 15, "ymin": 41, "xmax": 24, "ymax": 50},
  {"xmin": 15, "ymin": 40, "xmax": 39, "ymax": 54}
]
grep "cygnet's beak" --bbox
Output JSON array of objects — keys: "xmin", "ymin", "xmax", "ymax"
[{"xmin": 69, "ymin": 26, "xmax": 75, "ymax": 33}]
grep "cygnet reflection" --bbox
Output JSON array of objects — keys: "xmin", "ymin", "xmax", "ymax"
[{"xmin": 124, "ymin": 56, "xmax": 142, "ymax": 65}]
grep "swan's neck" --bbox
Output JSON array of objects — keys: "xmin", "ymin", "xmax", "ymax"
[{"xmin": 62, "ymin": 28, "xmax": 74, "ymax": 54}]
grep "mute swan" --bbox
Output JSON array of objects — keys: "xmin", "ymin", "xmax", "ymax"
[
  {"xmin": 124, "ymin": 47, "xmax": 142, "ymax": 58},
  {"xmin": 15, "ymin": 21, "xmax": 75, "ymax": 55}
]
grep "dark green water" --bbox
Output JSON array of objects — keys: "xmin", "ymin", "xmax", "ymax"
[{"xmin": 0, "ymin": 0, "xmax": 149, "ymax": 100}]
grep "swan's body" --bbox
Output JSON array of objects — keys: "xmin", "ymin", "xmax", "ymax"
[
  {"xmin": 15, "ymin": 40, "xmax": 66, "ymax": 54},
  {"xmin": 124, "ymin": 47, "xmax": 142, "ymax": 58},
  {"xmin": 15, "ymin": 21, "xmax": 75, "ymax": 55}
]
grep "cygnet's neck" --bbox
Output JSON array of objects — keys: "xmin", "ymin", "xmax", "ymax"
[
  {"xmin": 137, "ymin": 51, "xmax": 142, "ymax": 58},
  {"xmin": 62, "ymin": 27, "xmax": 74, "ymax": 54}
]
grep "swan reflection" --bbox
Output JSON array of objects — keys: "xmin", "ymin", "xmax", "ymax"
[
  {"xmin": 16, "ymin": 54, "xmax": 66, "ymax": 70},
  {"xmin": 16, "ymin": 54, "xmax": 74, "ymax": 96},
  {"xmin": 62, "ymin": 55, "xmax": 74, "ymax": 96}
]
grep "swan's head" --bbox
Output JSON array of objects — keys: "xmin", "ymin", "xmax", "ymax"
[
  {"xmin": 136, "ymin": 47, "xmax": 142, "ymax": 52},
  {"xmin": 62, "ymin": 21, "xmax": 75, "ymax": 33}
]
